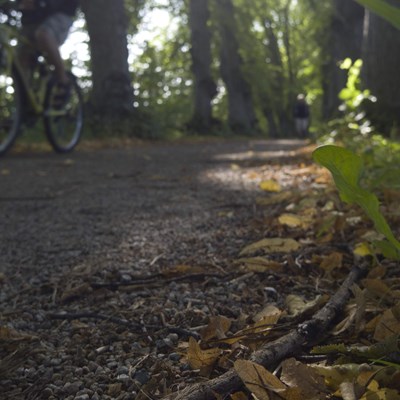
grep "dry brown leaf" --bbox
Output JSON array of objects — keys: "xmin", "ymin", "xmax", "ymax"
[
  {"xmin": 187, "ymin": 337, "xmax": 221, "ymax": 373},
  {"xmin": 240, "ymin": 238, "xmax": 300, "ymax": 256},
  {"xmin": 280, "ymin": 358, "xmax": 327, "ymax": 399},
  {"xmin": 201, "ymin": 316, "xmax": 232, "ymax": 341},
  {"xmin": 61, "ymin": 283, "xmax": 92, "ymax": 303},
  {"xmin": 362, "ymin": 279, "xmax": 391, "ymax": 300},
  {"xmin": 253, "ymin": 305, "xmax": 282, "ymax": 323},
  {"xmin": 230, "ymin": 392, "xmax": 248, "ymax": 400},
  {"xmin": 373, "ymin": 307, "xmax": 400, "ymax": 341},
  {"xmin": 367, "ymin": 265, "xmax": 387, "ymax": 280},
  {"xmin": 278, "ymin": 213, "xmax": 304, "ymax": 228},
  {"xmin": 256, "ymin": 191, "xmax": 292, "ymax": 206},
  {"xmin": 319, "ymin": 252, "xmax": 343, "ymax": 275},
  {"xmin": 234, "ymin": 359, "xmax": 286, "ymax": 400},
  {"xmin": 236, "ymin": 257, "xmax": 283, "ymax": 273},
  {"xmin": 285, "ymin": 295, "xmax": 325, "ymax": 318}
]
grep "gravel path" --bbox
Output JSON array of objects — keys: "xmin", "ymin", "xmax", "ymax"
[{"xmin": 0, "ymin": 139, "xmax": 308, "ymax": 400}]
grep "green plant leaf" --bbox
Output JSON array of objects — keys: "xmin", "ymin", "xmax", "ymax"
[
  {"xmin": 313, "ymin": 145, "xmax": 400, "ymax": 259},
  {"xmin": 355, "ymin": 0, "xmax": 400, "ymax": 30}
]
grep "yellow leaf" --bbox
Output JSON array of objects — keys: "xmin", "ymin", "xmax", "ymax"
[
  {"xmin": 187, "ymin": 337, "xmax": 221, "ymax": 371},
  {"xmin": 260, "ymin": 180, "xmax": 281, "ymax": 192},
  {"xmin": 1, "ymin": 169, "xmax": 10, "ymax": 175},
  {"xmin": 278, "ymin": 213, "xmax": 303, "ymax": 228},
  {"xmin": 234, "ymin": 359, "xmax": 286, "ymax": 399},
  {"xmin": 354, "ymin": 242, "xmax": 373, "ymax": 257},
  {"xmin": 240, "ymin": 238, "xmax": 300, "ymax": 256}
]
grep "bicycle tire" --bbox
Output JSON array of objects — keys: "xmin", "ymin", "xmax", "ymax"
[
  {"xmin": 0, "ymin": 66, "xmax": 22, "ymax": 156},
  {"xmin": 44, "ymin": 72, "xmax": 83, "ymax": 153}
]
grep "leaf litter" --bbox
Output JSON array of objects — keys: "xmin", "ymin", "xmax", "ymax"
[{"xmin": 0, "ymin": 140, "xmax": 399, "ymax": 399}]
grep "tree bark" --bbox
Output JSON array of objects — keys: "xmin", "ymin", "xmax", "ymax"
[
  {"xmin": 214, "ymin": 0, "xmax": 257, "ymax": 133},
  {"xmin": 81, "ymin": 0, "xmax": 134, "ymax": 116},
  {"xmin": 188, "ymin": 0, "xmax": 217, "ymax": 133},
  {"xmin": 322, "ymin": 0, "xmax": 364, "ymax": 119},
  {"xmin": 362, "ymin": 3, "xmax": 400, "ymax": 133}
]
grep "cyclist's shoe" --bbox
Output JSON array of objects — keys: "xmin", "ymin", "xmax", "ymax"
[{"xmin": 52, "ymin": 81, "xmax": 72, "ymax": 110}]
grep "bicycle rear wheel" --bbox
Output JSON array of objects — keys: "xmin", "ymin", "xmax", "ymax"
[
  {"xmin": 0, "ymin": 66, "xmax": 22, "ymax": 156},
  {"xmin": 44, "ymin": 72, "xmax": 83, "ymax": 153}
]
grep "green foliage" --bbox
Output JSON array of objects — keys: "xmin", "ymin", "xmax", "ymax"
[
  {"xmin": 313, "ymin": 145, "xmax": 400, "ymax": 260},
  {"xmin": 355, "ymin": 0, "xmax": 400, "ymax": 30},
  {"xmin": 338, "ymin": 59, "xmax": 372, "ymax": 110}
]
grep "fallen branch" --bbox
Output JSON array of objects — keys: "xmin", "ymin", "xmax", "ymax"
[
  {"xmin": 48, "ymin": 311, "xmax": 201, "ymax": 340},
  {"xmin": 166, "ymin": 262, "xmax": 369, "ymax": 400}
]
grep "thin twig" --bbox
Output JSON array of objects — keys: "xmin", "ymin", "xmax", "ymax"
[{"xmin": 47, "ymin": 311, "xmax": 201, "ymax": 340}]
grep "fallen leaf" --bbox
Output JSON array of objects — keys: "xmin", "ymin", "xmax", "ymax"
[
  {"xmin": 278, "ymin": 213, "xmax": 304, "ymax": 228},
  {"xmin": 201, "ymin": 316, "xmax": 232, "ymax": 341},
  {"xmin": 373, "ymin": 307, "xmax": 400, "ymax": 341},
  {"xmin": 240, "ymin": 238, "xmax": 300, "ymax": 256},
  {"xmin": 260, "ymin": 180, "xmax": 281, "ymax": 192},
  {"xmin": 354, "ymin": 242, "xmax": 373, "ymax": 257},
  {"xmin": 253, "ymin": 305, "xmax": 282, "ymax": 322},
  {"xmin": 285, "ymin": 295, "xmax": 326, "ymax": 318},
  {"xmin": 236, "ymin": 257, "xmax": 283, "ymax": 273},
  {"xmin": 230, "ymin": 392, "xmax": 248, "ymax": 400},
  {"xmin": 187, "ymin": 337, "xmax": 221, "ymax": 374},
  {"xmin": 234, "ymin": 359, "xmax": 286, "ymax": 399},
  {"xmin": 280, "ymin": 358, "xmax": 327, "ymax": 399},
  {"xmin": 362, "ymin": 279, "xmax": 391, "ymax": 299},
  {"xmin": 256, "ymin": 191, "xmax": 292, "ymax": 206},
  {"xmin": 319, "ymin": 252, "xmax": 343, "ymax": 275},
  {"xmin": 61, "ymin": 283, "xmax": 92, "ymax": 303}
]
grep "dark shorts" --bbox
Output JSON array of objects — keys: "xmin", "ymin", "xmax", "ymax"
[{"xmin": 19, "ymin": 13, "xmax": 73, "ymax": 50}]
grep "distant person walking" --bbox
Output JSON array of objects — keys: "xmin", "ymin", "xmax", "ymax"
[{"xmin": 293, "ymin": 94, "xmax": 310, "ymax": 138}]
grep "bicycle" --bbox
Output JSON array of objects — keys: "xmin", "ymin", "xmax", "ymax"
[{"xmin": 0, "ymin": 4, "xmax": 83, "ymax": 156}]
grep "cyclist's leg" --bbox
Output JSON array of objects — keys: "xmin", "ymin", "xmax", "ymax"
[{"xmin": 34, "ymin": 13, "xmax": 73, "ymax": 85}]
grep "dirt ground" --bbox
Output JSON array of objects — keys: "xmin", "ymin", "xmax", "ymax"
[{"xmin": 0, "ymin": 139, "xmax": 310, "ymax": 400}]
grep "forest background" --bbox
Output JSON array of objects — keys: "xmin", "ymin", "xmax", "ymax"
[
  {"xmin": 2, "ymin": 0, "xmax": 400, "ymax": 148},
  {"xmin": 48, "ymin": 0, "xmax": 399, "ymax": 144}
]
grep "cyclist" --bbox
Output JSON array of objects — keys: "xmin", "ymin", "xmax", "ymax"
[{"xmin": 17, "ymin": 0, "xmax": 79, "ymax": 105}]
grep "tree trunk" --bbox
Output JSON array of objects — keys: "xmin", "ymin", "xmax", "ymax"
[
  {"xmin": 322, "ymin": 0, "xmax": 364, "ymax": 119},
  {"xmin": 188, "ymin": 0, "xmax": 217, "ymax": 133},
  {"xmin": 81, "ymin": 0, "xmax": 134, "ymax": 117},
  {"xmin": 362, "ymin": 4, "xmax": 400, "ymax": 134},
  {"xmin": 214, "ymin": 0, "xmax": 257, "ymax": 133}
]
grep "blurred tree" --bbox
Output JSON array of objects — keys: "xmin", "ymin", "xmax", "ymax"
[
  {"xmin": 213, "ymin": 0, "xmax": 257, "ymax": 133},
  {"xmin": 362, "ymin": 1, "xmax": 400, "ymax": 134},
  {"xmin": 187, "ymin": 0, "xmax": 218, "ymax": 133},
  {"xmin": 81, "ymin": 0, "xmax": 134, "ymax": 117},
  {"xmin": 321, "ymin": 0, "xmax": 364, "ymax": 119}
]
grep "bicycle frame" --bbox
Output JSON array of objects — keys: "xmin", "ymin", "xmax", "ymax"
[{"xmin": 1, "ymin": 22, "xmax": 48, "ymax": 116}]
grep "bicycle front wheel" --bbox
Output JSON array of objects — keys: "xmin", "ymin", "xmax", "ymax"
[
  {"xmin": 44, "ymin": 72, "xmax": 83, "ymax": 153},
  {"xmin": 0, "ymin": 65, "xmax": 22, "ymax": 156}
]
